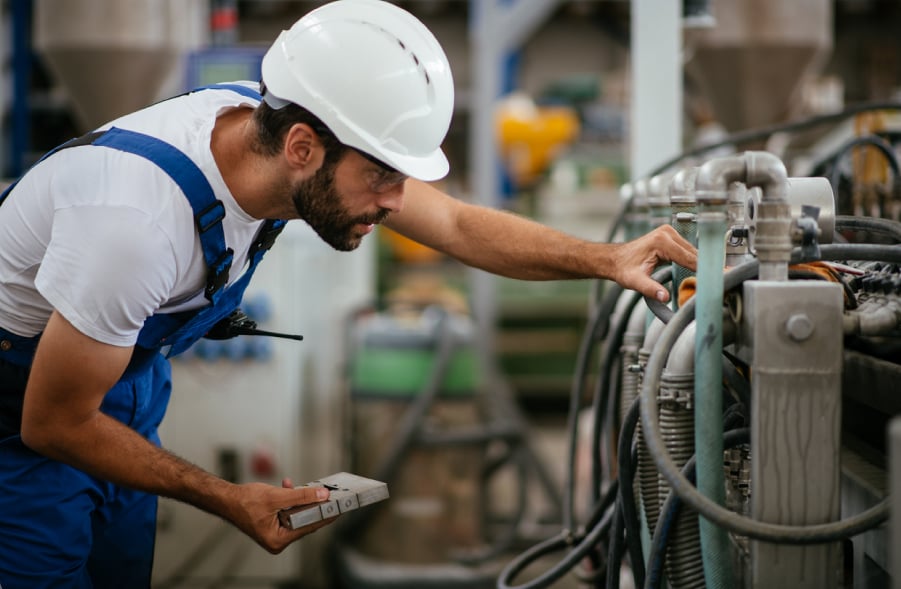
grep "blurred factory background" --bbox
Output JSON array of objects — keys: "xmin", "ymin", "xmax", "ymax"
[{"xmin": 3, "ymin": 1, "xmax": 901, "ymax": 588}]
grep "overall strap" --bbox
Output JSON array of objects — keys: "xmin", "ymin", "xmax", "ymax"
[
  {"xmin": 2, "ymin": 83, "xmax": 278, "ymax": 305},
  {"xmin": 92, "ymin": 127, "xmax": 235, "ymax": 304},
  {"xmin": 93, "ymin": 127, "xmax": 285, "ymax": 305},
  {"xmin": 2, "ymin": 83, "xmax": 285, "ymax": 354},
  {"xmin": 1, "ymin": 83, "xmax": 262, "ymax": 209}
]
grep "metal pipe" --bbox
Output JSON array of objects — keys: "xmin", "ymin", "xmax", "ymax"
[
  {"xmin": 629, "ymin": 178, "xmax": 652, "ymax": 240},
  {"xmin": 693, "ymin": 154, "xmax": 742, "ymax": 589},
  {"xmin": 745, "ymin": 151, "xmax": 791, "ymax": 281},
  {"xmin": 843, "ymin": 295, "xmax": 901, "ymax": 336},
  {"xmin": 691, "ymin": 151, "xmax": 792, "ymax": 588},
  {"xmin": 696, "ymin": 152, "xmax": 792, "ymax": 280},
  {"xmin": 670, "ymin": 167, "xmax": 699, "ymax": 308},
  {"xmin": 657, "ymin": 314, "xmax": 736, "ymax": 589},
  {"xmin": 620, "ymin": 300, "xmax": 649, "ymax": 427},
  {"xmin": 640, "ymin": 247, "xmax": 899, "ymax": 546},
  {"xmin": 696, "ymin": 155, "xmax": 747, "ymax": 205},
  {"xmin": 637, "ymin": 317, "xmax": 667, "ymax": 553},
  {"xmin": 660, "ymin": 322, "xmax": 704, "ymax": 589},
  {"xmin": 666, "ymin": 321, "xmax": 697, "ymax": 375},
  {"xmin": 649, "ymin": 172, "xmax": 675, "ymax": 229},
  {"xmin": 726, "ymin": 183, "xmax": 752, "ymax": 267}
]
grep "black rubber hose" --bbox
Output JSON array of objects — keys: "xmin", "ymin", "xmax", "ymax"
[
  {"xmin": 836, "ymin": 215, "xmax": 901, "ymax": 243},
  {"xmin": 596, "ymin": 268, "xmax": 675, "ymax": 589},
  {"xmin": 614, "ymin": 396, "xmax": 646, "ymax": 588},
  {"xmin": 644, "ymin": 294, "xmax": 675, "ymax": 324},
  {"xmin": 496, "ymin": 273, "xmax": 622, "ymax": 589},
  {"xmin": 496, "ymin": 480, "xmax": 619, "ymax": 589},
  {"xmin": 605, "ymin": 501, "xmax": 627, "ymax": 589},
  {"xmin": 644, "ymin": 428, "xmax": 751, "ymax": 589},
  {"xmin": 640, "ymin": 243, "xmax": 901, "ymax": 544},
  {"xmin": 827, "ymin": 135, "xmax": 901, "ymax": 200},
  {"xmin": 799, "ymin": 243, "xmax": 901, "ymax": 266},
  {"xmin": 591, "ymin": 288, "xmax": 643, "ymax": 504},
  {"xmin": 596, "ymin": 267, "xmax": 673, "ymax": 504},
  {"xmin": 559, "ymin": 281, "xmax": 623, "ymax": 542},
  {"xmin": 563, "ymin": 282, "xmax": 624, "ymax": 533},
  {"xmin": 643, "ymin": 266, "xmax": 677, "ymax": 326}
]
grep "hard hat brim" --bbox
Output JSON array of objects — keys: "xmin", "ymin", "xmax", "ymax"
[{"xmin": 375, "ymin": 145, "xmax": 449, "ymax": 182}]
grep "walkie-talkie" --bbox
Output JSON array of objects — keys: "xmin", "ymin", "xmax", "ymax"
[{"xmin": 205, "ymin": 309, "xmax": 304, "ymax": 341}]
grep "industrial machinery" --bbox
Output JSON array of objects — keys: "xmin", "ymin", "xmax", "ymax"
[{"xmin": 498, "ymin": 106, "xmax": 901, "ymax": 589}]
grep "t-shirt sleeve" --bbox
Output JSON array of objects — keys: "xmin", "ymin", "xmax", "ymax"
[{"xmin": 35, "ymin": 204, "xmax": 178, "ymax": 346}]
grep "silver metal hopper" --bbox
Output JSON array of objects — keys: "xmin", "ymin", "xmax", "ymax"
[
  {"xmin": 33, "ymin": 0, "xmax": 206, "ymax": 132},
  {"xmin": 684, "ymin": 0, "xmax": 833, "ymax": 133}
]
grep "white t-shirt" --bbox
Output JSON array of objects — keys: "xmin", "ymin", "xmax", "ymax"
[{"xmin": 0, "ymin": 82, "xmax": 266, "ymax": 347}]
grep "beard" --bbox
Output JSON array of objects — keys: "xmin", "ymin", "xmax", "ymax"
[{"xmin": 291, "ymin": 160, "xmax": 389, "ymax": 251}]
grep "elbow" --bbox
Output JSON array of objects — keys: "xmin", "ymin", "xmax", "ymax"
[
  {"xmin": 20, "ymin": 404, "xmax": 97, "ymax": 462},
  {"xmin": 20, "ymin": 418, "xmax": 51, "ymax": 454},
  {"xmin": 19, "ymin": 413, "xmax": 65, "ymax": 458}
]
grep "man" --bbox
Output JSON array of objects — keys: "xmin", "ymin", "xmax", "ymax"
[{"xmin": 0, "ymin": 1, "xmax": 695, "ymax": 587}]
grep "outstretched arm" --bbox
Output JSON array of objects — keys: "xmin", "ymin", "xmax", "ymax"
[
  {"xmin": 385, "ymin": 180, "xmax": 697, "ymax": 302},
  {"xmin": 21, "ymin": 311, "xmax": 332, "ymax": 553}
]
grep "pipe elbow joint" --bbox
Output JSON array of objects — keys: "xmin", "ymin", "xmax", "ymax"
[
  {"xmin": 744, "ymin": 151, "xmax": 788, "ymax": 203},
  {"xmin": 696, "ymin": 155, "xmax": 748, "ymax": 205},
  {"xmin": 670, "ymin": 167, "xmax": 699, "ymax": 205}
]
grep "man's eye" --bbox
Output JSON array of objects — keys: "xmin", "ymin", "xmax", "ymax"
[{"xmin": 372, "ymin": 174, "xmax": 407, "ymax": 191}]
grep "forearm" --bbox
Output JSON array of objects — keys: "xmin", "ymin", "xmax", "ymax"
[
  {"xmin": 389, "ymin": 180, "xmax": 616, "ymax": 281},
  {"xmin": 22, "ymin": 311, "xmax": 332, "ymax": 553},
  {"xmin": 390, "ymin": 180, "xmax": 697, "ymax": 301},
  {"xmin": 25, "ymin": 399, "xmax": 334, "ymax": 552},
  {"xmin": 447, "ymin": 205, "xmax": 616, "ymax": 281},
  {"xmin": 27, "ymin": 411, "xmax": 236, "ymax": 519}
]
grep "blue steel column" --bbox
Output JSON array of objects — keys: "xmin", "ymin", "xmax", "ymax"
[{"xmin": 9, "ymin": 0, "xmax": 31, "ymax": 178}]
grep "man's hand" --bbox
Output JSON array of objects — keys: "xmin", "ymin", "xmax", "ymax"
[
  {"xmin": 22, "ymin": 312, "xmax": 335, "ymax": 555},
  {"xmin": 225, "ymin": 479, "xmax": 335, "ymax": 554},
  {"xmin": 609, "ymin": 225, "xmax": 697, "ymax": 303}
]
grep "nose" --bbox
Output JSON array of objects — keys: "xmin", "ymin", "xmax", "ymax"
[{"xmin": 376, "ymin": 182, "xmax": 405, "ymax": 214}]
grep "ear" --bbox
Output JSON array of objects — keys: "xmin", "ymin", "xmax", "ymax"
[{"xmin": 283, "ymin": 123, "xmax": 323, "ymax": 170}]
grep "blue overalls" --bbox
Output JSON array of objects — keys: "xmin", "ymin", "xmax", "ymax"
[{"xmin": 0, "ymin": 85, "xmax": 285, "ymax": 588}]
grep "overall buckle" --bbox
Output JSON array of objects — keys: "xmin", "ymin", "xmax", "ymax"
[
  {"xmin": 196, "ymin": 200, "xmax": 226, "ymax": 233},
  {"xmin": 204, "ymin": 248, "xmax": 234, "ymax": 301}
]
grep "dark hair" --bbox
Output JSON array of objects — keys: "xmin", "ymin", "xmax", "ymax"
[{"xmin": 251, "ymin": 95, "xmax": 347, "ymax": 166}]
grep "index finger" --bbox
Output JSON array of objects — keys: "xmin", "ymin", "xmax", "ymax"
[{"xmin": 660, "ymin": 225, "xmax": 698, "ymax": 271}]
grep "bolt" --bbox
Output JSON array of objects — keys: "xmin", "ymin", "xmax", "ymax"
[{"xmin": 786, "ymin": 313, "xmax": 814, "ymax": 342}]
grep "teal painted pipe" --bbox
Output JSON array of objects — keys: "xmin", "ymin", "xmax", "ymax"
[
  {"xmin": 694, "ymin": 207, "xmax": 733, "ymax": 589},
  {"xmin": 691, "ymin": 152, "xmax": 791, "ymax": 588},
  {"xmin": 694, "ymin": 156, "xmax": 746, "ymax": 589}
]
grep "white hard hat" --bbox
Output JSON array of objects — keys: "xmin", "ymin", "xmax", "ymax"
[{"xmin": 261, "ymin": 0, "xmax": 455, "ymax": 181}]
